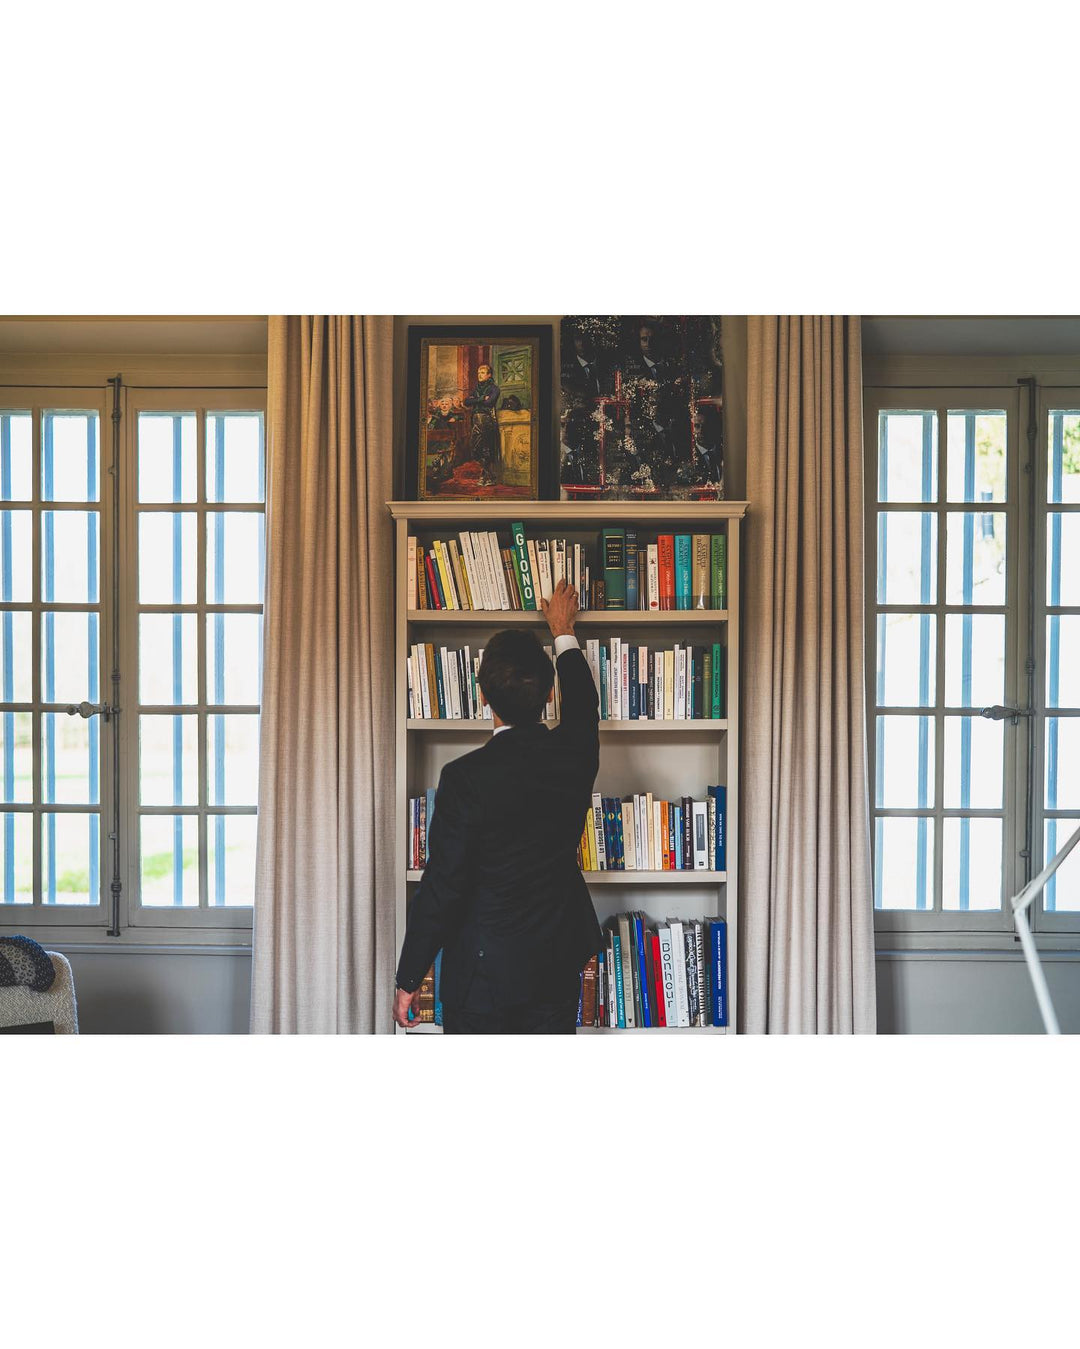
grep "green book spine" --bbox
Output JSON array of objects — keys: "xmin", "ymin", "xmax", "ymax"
[
  {"xmin": 612, "ymin": 932, "xmax": 626, "ymax": 1028},
  {"xmin": 674, "ymin": 534, "xmax": 692, "ymax": 610},
  {"xmin": 602, "ymin": 528, "xmax": 626, "ymax": 609},
  {"xmin": 712, "ymin": 641, "xmax": 723, "ymax": 718},
  {"xmin": 710, "ymin": 532, "xmax": 727, "ymax": 609},
  {"xmin": 511, "ymin": 521, "xmax": 537, "ymax": 610},
  {"xmin": 703, "ymin": 647, "xmax": 713, "ymax": 719}
]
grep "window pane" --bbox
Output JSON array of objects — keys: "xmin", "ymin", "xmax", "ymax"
[
  {"xmin": 42, "ymin": 713, "xmax": 99, "ymax": 805},
  {"xmin": 942, "ymin": 817, "xmax": 1002, "ymax": 911},
  {"xmin": 207, "ymin": 413, "xmax": 265, "ymax": 503},
  {"xmin": 877, "ymin": 512, "xmax": 937, "ymax": 604},
  {"xmin": 1046, "ymin": 616, "xmax": 1080, "ymax": 708},
  {"xmin": 876, "ymin": 715, "xmax": 935, "ymax": 808},
  {"xmin": 42, "ymin": 412, "xmax": 99, "ymax": 502},
  {"xmin": 140, "ymin": 713, "xmax": 198, "ymax": 806},
  {"xmin": 946, "ymin": 411, "xmax": 1006, "ymax": 502},
  {"xmin": 139, "ymin": 614, "xmax": 197, "ymax": 706},
  {"xmin": 139, "ymin": 815, "xmax": 198, "ymax": 907},
  {"xmin": 207, "ymin": 713, "xmax": 259, "ymax": 806},
  {"xmin": 0, "ymin": 812, "xmax": 32, "ymax": 904},
  {"xmin": 0, "ymin": 610, "xmax": 31, "ymax": 702},
  {"xmin": 945, "ymin": 614, "xmax": 1004, "ymax": 708},
  {"xmin": 138, "ymin": 413, "xmax": 196, "ymax": 503},
  {"xmin": 1045, "ymin": 718, "xmax": 1080, "ymax": 810},
  {"xmin": 944, "ymin": 716, "xmax": 1003, "ymax": 809},
  {"xmin": 1046, "ymin": 512, "xmax": 1080, "ymax": 607},
  {"xmin": 876, "ymin": 611, "xmax": 935, "ymax": 707},
  {"xmin": 42, "ymin": 510, "xmax": 99, "ymax": 602},
  {"xmin": 207, "ymin": 813, "xmax": 257, "ymax": 907},
  {"xmin": 878, "ymin": 412, "xmax": 937, "ymax": 503},
  {"xmin": 41, "ymin": 610, "xmax": 99, "ymax": 704},
  {"xmin": 875, "ymin": 816, "xmax": 934, "ymax": 910},
  {"xmin": 0, "ymin": 711, "xmax": 32, "ymax": 803},
  {"xmin": 206, "ymin": 512, "xmax": 265, "ymax": 604},
  {"xmin": 945, "ymin": 511, "xmax": 1006, "ymax": 605},
  {"xmin": 42, "ymin": 811, "xmax": 99, "ymax": 906},
  {"xmin": 139, "ymin": 512, "xmax": 196, "ymax": 604},
  {"xmin": 206, "ymin": 613, "xmax": 262, "ymax": 705},
  {"xmin": 0, "ymin": 510, "xmax": 32, "ymax": 601},
  {"xmin": 1044, "ymin": 819, "xmax": 1080, "ymax": 913},
  {"xmin": 0, "ymin": 412, "xmax": 32, "ymax": 500},
  {"xmin": 1047, "ymin": 410, "xmax": 1080, "ymax": 504}
]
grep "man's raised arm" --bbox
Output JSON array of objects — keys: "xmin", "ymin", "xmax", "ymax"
[{"xmin": 542, "ymin": 580, "xmax": 599, "ymax": 753}]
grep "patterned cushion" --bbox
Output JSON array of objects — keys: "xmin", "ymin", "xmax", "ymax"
[{"xmin": 0, "ymin": 935, "xmax": 57, "ymax": 992}]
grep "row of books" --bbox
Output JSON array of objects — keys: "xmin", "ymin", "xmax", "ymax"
[
  {"xmin": 580, "ymin": 914, "xmax": 728, "ymax": 1028},
  {"xmin": 600, "ymin": 528, "xmax": 727, "ymax": 612},
  {"xmin": 406, "ymin": 642, "xmax": 560, "ymax": 722},
  {"xmin": 585, "ymin": 639, "xmax": 724, "ymax": 721},
  {"xmin": 409, "ymin": 528, "xmax": 593, "ymax": 613},
  {"xmin": 408, "ymin": 524, "xmax": 728, "ymax": 613},
  {"xmin": 408, "ymin": 786, "xmax": 727, "ymax": 873},
  {"xmin": 577, "ymin": 789, "xmax": 726, "ymax": 873},
  {"xmin": 402, "ymin": 918, "xmax": 729, "ymax": 1030}
]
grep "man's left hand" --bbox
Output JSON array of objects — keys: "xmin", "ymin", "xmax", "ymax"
[{"xmin": 393, "ymin": 986, "xmax": 421, "ymax": 1029}]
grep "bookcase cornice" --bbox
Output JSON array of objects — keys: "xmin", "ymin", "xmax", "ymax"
[{"xmin": 388, "ymin": 500, "xmax": 749, "ymax": 524}]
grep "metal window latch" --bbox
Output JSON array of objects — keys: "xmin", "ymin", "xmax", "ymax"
[
  {"xmin": 65, "ymin": 701, "xmax": 120, "ymax": 722},
  {"xmin": 980, "ymin": 704, "xmax": 1033, "ymax": 724}
]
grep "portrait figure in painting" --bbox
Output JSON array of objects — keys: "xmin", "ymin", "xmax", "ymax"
[
  {"xmin": 412, "ymin": 332, "xmax": 545, "ymax": 499},
  {"xmin": 559, "ymin": 315, "xmax": 724, "ymax": 500}
]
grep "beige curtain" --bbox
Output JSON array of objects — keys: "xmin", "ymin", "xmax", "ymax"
[
  {"xmin": 251, "ymin": 316, "xmax": 396, "ymax": 1034},
  {"xmin": 741, "ymin": 316, "xmax": 877, "ymax": 1033}
]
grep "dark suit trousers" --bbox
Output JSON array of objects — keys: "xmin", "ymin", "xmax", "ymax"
[{"xmin": 442, "ymin": 971, "xmax": 579, "ymax": 1034}]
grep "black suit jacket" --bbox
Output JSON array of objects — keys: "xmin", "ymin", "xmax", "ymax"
[{"xmin": 396, "ymin": 646, "xmax": 603, "ymax": 1008}]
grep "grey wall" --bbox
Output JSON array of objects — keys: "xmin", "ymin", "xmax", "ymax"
[
  {"xmin": 58, "ymin": 949, "xmax": 252, "ymax": 1034},
  {"xmin": 876, "ymin": 956, "xmax": 1080, "ymax": 1034}
]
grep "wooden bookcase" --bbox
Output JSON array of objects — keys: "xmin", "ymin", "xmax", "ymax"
[{"xmin": 388, "ymin": 500, "xmax": 748, "ymax": 1033}]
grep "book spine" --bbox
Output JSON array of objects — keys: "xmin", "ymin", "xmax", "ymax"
[
  {"xmin": 526, "ymin": 538, "xmax": 541, "ymax": 603},
  {"xmin": 433, "ymin": 948, "xmax": 443, "ymax": 1026},
  {"xmin": 621, "ymin": 801, "xmax": 636, "ymax": 871},
  {"xmin": 618, "ymin": 914, "xmax": 635, "ymax": 1027},
  {"xmin": 625, "ymin": 528, "xmax": 638, "ymax": 611},
  {"xmin": 658, "ymin": 534, "xmax": 675, "ymax": 610},
  {"xmin": 597, "ymin": 948, "xmax": 606, "ymax": 1027},
  {"xmin": 434, "ymin": 539, "xmax": 458, "ymax": 609},
  {"xmin": 674, "ymin": 644, "xmax": 685, "ymax": 721},
  {"xmin": 659, "ymin": 926, "xmax": 676, "ymax": 1026},
  {"xmin": 592, "ymin": 793, "xmax": 607, "ymax": 870},
  {"xmin": 646, "ymin": 543, "xmax": 659, "ymax": 611},
  {"xmin": 711, "ymin": 532, "xmax": 727, "ymax": 609},
  {"xmin": 407, "ymin": 536, "xmax": 417, "ymax": 608},
  {"xmin": 714, "ymin": 642, "xmax": 724, "ymax": 717},
  {"xmin": 511, "ymin": 522, "xmax": 537, "ymax": 610},
  {"xmin": 716, "ymin": 785, "xmax": 727, "ymax": 871},
  {"xmin": 628, "ymin": 645, "xmax": 639, "ymax": 720},
  {"xmin": 612, "ymin": 932, "xmax": 626, "ymax": 1028},
  {"xmin": 707, "ymin": 790, "xmax": 717, "ymax": 871},
  {"xmin": 552, "ymin": 537, "xmax": 565, "ymax": 589},
  {"xmin": 693, "ymin": 799, "xmax": 709, "ymax": 870},
  {"xmin": 633, "ymin": 913, "xmax": 651, "ymax": 1027},
  {"xmin": 692, "ymin": 645, "xmax": 704, "ymax": 720},
  {"xmin": 711, "ymin": 919, "xmax": 728, "ymax": 1027},
  {"xmin": 668, "ymin": 919, "xmax": 689, "ymax": 1026},
  {"xmin": 537, "ymin": 538, "xmax": 553, "ymax": 603},
  {"xmin": 683, "ymin": 928, "xmax": 699, "ymax": 1026},
  {"xmin": 425, "ymin": 552, "xmax": 444, "ymax": 609},
  {"xmin": 601, "ymin": 528, "xmax": 627, "ymax": 609},
  {"xmin": 692, "ymin": 534, "xmax": 709, "ymax": 608},
  {"xmin": 649, "ymin": 929, "xmax": 666, "ymax": 1027},
  {"xmin": 448, "ymin": 540, "xmax": 471, "ymax": 609},
  {"xmin": 694, "ymin": 923, "xmax": 707, "ymax": 1028},
  {"xmin": 682, "ymin": 796, "xmax": 693, "ymax": 870},
  {"xmin": 674, "ymin": 534, "xmax": 691, "ymax": 610}
]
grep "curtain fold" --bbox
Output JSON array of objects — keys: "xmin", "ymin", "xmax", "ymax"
[
  {"xmin": 251, "ymin": 316, "xmax": 396, "ymax": 1034},
  {"xmin": 741, "ymin": 316, "xmax": 876, "ymax": 1033}
]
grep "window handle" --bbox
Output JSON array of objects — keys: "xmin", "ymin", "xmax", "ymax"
[
  {"xmin": 980, "ymin": 704, "xmax": 1033, "ymax": 724},
  {"xmin": 65, "ymin": 700, "xmax": 120, "ymax": 722}
]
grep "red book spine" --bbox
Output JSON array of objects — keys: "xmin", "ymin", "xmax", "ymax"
[
  {"xmin": 650, "ymin": 930, "xmax": 666, "ymax": 1026},
  {"xmin": 425, "ymin": 554, "xmax": 442, "ymax": 609},
  {"xmin": 658, "ymin": 534, "xmax": 675, "ymax": 611}
]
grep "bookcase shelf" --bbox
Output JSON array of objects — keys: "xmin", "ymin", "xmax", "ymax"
[{"xmin": 389, "ymin": 499, "xmax": 747, "ymax": 1034}]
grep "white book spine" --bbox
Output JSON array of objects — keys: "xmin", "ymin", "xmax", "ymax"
[
  {"xmin": 645, "ymin": 792, "xmax": 655, "ymax": 869},
  {"xmin": 537, "ymin": 540, "xmax": 553, "ymax": 602},
  {"xmin": 659, "ymin": 926, "xmax": 677, "ymax": 1026},
  {"xmin": 573, "ymin": 542, "xmax": 582, "ymax": 595},
  {"xmin": 407, "ymin": 536, "xmax": 417, "ymax": 608},
  {"xmin": 477, "ymin": 531, "xmax": 498, "ymax": 609},
  {"xmin": 663, "ymin": 650, "xmax": 674, "ymax": 720},
  {"xmin": 668, "ymin": 919, "xmax": 690, "ymax": 1026},
  {"xmin": 674, "ymin": 644, "xmax": 686, "ymax": 720},
  {"xmin": 592, "ymin": 793, "xmax": 607, "ymax": 870},
  {"xmin": 553, "ymin": 538, "xmax": 565, "ymax": 589},
  {"xmin": 654, "ymin": 652, "xmax": 663, "ymax": 723},
  {"xmin": 652, "ymin": 799, "xmax": 662, "ymax": 873},
  {"xmin": 586, "ymin": 639, "xmax": 601, "ymax": 699},
  {"xmin": 606, "ymin": 931, "xmax": 617, "ymax": 1025},
  {"xmin": 639, "ymin": 644, "xmax": 648, "ymax": 721},
  {"xmin": 459, "ymin": 533, "xmax": 481, "ymax": 610},
  {"xmin": 406, "ymin": 653, "xmax": 415, "ymax": 718},
  {"xmin": 462, "ymin": 644, "xmax": 473, "ymax": 718},
  {"xmin": 440, "ymin": 647, "xmax": 456, "ymax": 719},
  {"xmin": 621, "ymin": 643, "xmax": 629, "ymax": 723},
  {"xmin": 611, "ymin": 637, "xmax": 621, "ymax": 720},
  {"xmin": 647, "ymin": 543, "xmax": 659, "ymax": 610},
  {"xmin": 623, "ymin": 802, "xmax": 636, "ymax": 870},
  {"xmin": 414, "ymin": 643, "xmax": 430, "ymax": 719},
  {"xmin": 692, "ymin": 799, "xmax": 709, "ymax": 869}
]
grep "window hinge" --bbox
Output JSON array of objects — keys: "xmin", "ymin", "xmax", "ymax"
[
  {"xmin": 980, "ymin": 704, "xmax": 1033, "ymax": 725},
  {"xmin": 65, "ymin": 701, "xmax": 121, "ymax": 722}
]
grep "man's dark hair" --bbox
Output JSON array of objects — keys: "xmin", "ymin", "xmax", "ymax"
[{"xmin": 479, "ymin": 629, "xmax": 555, "ymax": 725}]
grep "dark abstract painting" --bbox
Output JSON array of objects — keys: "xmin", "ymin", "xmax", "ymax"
[{"xmin": 559, "ymin": 316, "xmax": 724, "ymax": 500}]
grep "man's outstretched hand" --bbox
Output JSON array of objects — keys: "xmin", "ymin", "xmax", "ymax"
[
  {"xmin": 541, "ymin": 578, "xmax": 579, "ymax": 638},
  {"xmin": 393, "ymin": 986, "xmax": 421, "ymax": 1029}
]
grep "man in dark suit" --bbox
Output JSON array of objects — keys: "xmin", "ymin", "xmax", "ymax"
[{"xmin": 393, "ymin": 580, "xmax": 602, "ymax": 1034}]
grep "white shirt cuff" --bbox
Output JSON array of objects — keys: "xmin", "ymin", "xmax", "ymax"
[{"xmin": 554, "ymin": 634, "xmax": 579, "ymax": 657}]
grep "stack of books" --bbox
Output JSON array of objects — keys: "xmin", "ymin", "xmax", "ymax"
[
  {"xmin": 578, "ymin": 913, "xmax": 728, "ymax": 1029},
  {"xmin": 409, "ymin": 526, "xmax": 591, "ymax": 612},
  {"xmin": 599, "ymin": 528, "xmax": 727, "ymax": 611},
  {"xmin": 577, "ymin": 788, "xmax": 726, "ymax": 873},
  {"xmin": 407, "ymin": 642, "xmax": 560, "ymax": 721},
  {"xmin": 405, "ymin": 951, "xmax": 442, "ymax": 1027},
  {"xmin": 585, "ymin": 638, "xmax": 724, "ymax": 719}
]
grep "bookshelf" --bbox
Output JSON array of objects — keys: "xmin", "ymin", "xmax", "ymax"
[{"xmin": 388, "ymin": 500, "xmax": 748, "ymax": 1033}]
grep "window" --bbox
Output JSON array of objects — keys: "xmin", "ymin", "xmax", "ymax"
[
  {"xmin": 0, "ymin": 387, "xmax": 265, "ymax": 940},
  {"xmin": 866, "ymin": 384, "xmax": 1080, "ymax": 941}
]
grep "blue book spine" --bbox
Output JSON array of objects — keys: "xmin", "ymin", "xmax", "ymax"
[
  {"xmin": 614, "ymin": 801, "xmax": 626, "ymax": 869},
  {"xmin": 603, "ymin": 798, "xmax": 619, "ymax": 870},
  {"xmin": 629, "ymin": 646, "xmax": 639, "ymax": 719},
  {"xmin": 625, "ymin": 529, "xmax": 639, "ymax": 610},
  {"xmin": 433, "ymin": 949, "xmax": 443, "ymax": 1026},
  {"xmin": 673, "ymin": 804, "xmax": 683, "ymax": 869},
  {"xmin": 426, "ymin": 788, "xmax": 436, "ymax": 865},
  {"xmin": 675, "ymin": 534, "xmax": 692, "ymax": 610},
  {"xmin": 633, "ymin": 913, "xmax": 652, "ymax": 1027},
  {"xmin": 612, "ymin": 933, "xmax": 626, "ymax": 1027},
  {"xmin": 709, "ymin": 919, "xmax": 727, "ymax": 1026},
  {"xmin": 576, "ymin": 971, "xmax": 584, "ymax": 1027},
  {"xmin": 599, "ymin": 645, "xmax": 608, "ymax": 720},
  {"xmin": 717, "ymin": 785, "xmax": 727, "ymax": 872}
]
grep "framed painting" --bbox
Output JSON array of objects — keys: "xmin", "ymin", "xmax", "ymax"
[
  {"xmin": 559, "ymin": 315, "xmax": 725, "ymax": 500},
  {"xmin": 405, "ymin": 324, "xmax": 554, "ymax": 500}
]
